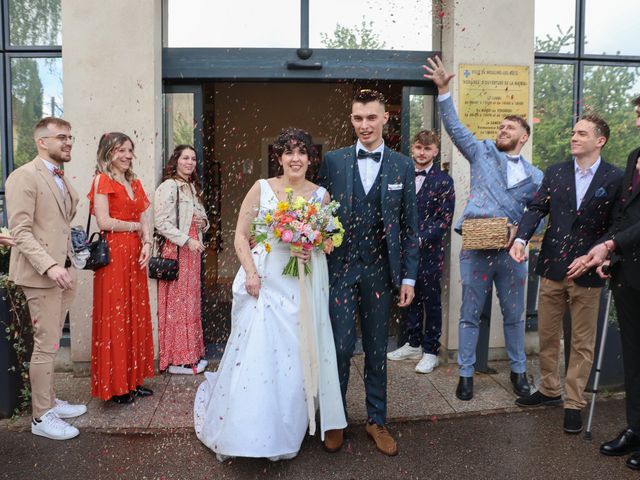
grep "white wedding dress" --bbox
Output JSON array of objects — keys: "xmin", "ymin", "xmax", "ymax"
[{"xmin": 194, "ymin": 179, "xmax": 347, "ymax": 461}]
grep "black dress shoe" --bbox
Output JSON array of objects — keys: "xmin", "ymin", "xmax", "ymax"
[
  {"xmin": 456, "ymin": 376, "xmax": 473, "ymax": 401},
  {"xmin": 132, "ymin": 385, "xmax": 154, "ymax": 397},
  {"xmin": 563, "ymin": 408, "xmax": 582, "ymax": 434},
  {"xmin": 111, "ymin": 393, "xmax": 134, "ymax": 404},
  {"xmin": 600, "ymin": 429, "xmax": 640, "ymax": 456},
  {"xmin": 627, "ymin": 452, "xmax": 640, "ymax": 470},
  {"xmin": 510, "ymin": 372, "xmax": 531, "ymax": 396},
  {"xmin": 515, "ymin": 390, "xmax": 563, "ymax": 408}
]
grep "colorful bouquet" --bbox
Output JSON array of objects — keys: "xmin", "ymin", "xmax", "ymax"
[{"xmin": 252, "ymin": 187, "xmax": 344, "ymax": 277}]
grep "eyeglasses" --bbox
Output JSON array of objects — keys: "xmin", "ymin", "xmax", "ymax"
[{"xmin": 40, "ymin": 135, "xmax": 75, "ymax": 144}]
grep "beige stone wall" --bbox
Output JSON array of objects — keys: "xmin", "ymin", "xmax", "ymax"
[
  {"xmin": 438, "ymin": 0, "xmax": 536, "ymax": 357},
  {"xmin": 62, "ymin": 0, "xmax": 163, "ymax": 363}
]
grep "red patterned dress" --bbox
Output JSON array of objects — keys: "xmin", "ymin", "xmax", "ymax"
[
  {"xmin": 89, "ymin": 173, "xmax": 154, "ymax": 400},
  {"xmin": 157, "ymin": 216, "xmax": 205, "ymax": 370}
]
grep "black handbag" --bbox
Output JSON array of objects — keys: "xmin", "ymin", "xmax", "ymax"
[
  {"xmin": 148, "ymin": 182, "xmax": 180, "ymax": 281},
  {"xmin": 83, "ymin": 215, "xmax": 110, "ymax": 271}
]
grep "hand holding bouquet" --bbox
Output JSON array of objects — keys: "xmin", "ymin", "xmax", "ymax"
[{"xmin": 252, "ymin": 187, "xmax": 344, "ymax": 277}]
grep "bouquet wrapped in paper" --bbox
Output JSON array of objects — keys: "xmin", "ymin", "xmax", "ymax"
[{"xmin": 252, "ymin": 187, "xmax": 344, "ymax": 277}]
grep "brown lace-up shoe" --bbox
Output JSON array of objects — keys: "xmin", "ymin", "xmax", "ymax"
[
  {"xmin": 365, "ymin": 422, "xmax": 398, "ymax": 456},
  {"xmin": 323, "ymin": 429, "xmax": 344, "ymax": 453}
]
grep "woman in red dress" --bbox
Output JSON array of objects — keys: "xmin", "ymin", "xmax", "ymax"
[
  {"xmin": 154, "ymin": 145, "xmax": 209, "ymax": 374},
  {"xmin": 89, "ymin": 132, "xmax": 154, "ymax": 404}
]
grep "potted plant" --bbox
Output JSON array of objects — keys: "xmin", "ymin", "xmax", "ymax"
[{"xmin": 0, "ymin": 228, "xmax": 32, "ymax": 418}]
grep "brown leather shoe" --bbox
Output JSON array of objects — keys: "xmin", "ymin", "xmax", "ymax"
[
  {"xmin": 323, "ymin": 429, "xmax": 344, "ymax": 453},
  {"xmin": 365, "ymin": 422, "xmax": 398, "ymax": 456}
]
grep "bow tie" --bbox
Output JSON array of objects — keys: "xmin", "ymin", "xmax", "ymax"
[
  {"xmin": 357, "ymin": 149, "xmax": 382, "ymax": 162},
  {"xmin": 506, "ymin": 155, "xmax": 520, "ymax": 163},
  {"xmin": 52, "ymin": 167, "xmax": 64, "ymax": 177},
  {"xmin": 415, "ymin": 170, "xmax": 427, "ymax": 177}
]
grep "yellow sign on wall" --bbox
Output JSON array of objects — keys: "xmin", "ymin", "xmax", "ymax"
[{"xmin": 458, "ymin": 65, "xmax": 529, "ymax": 140}]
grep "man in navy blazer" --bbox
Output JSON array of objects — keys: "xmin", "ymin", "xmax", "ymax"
[
  {"xmin": 511, "ymin": 115, "xmax": 623, "ymax": 434},
  {"xmin": 579, "ymin": 96, "xmax": 640, "ymax": 471},
  {"xmin": 318, "ymin": 89, "xmax": 419, "ymax": 456},
  {"xmin": 423, "ymin": 56, "xmax": 543, "ymax": 402},
  {"xmin": 387, "ymin": 130, "xmax": 455, "ymax": 374}
]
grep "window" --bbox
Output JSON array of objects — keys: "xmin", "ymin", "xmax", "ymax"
[
  {"xmin": 309, "ymin": 0, "xmax": 432, "ymax": 51},
  {"xmin": 165, "ymin": 0, "xmax": 434, "ymax": 51},
  {"xmin": 534, "ymin": 0, "xmax": 640, "ymax": 169},
  {"xmin": 583, "ymin": 0, "xmax": 640, "ymax": 56},
  {"xmin": 165, "ymin": 0, "xmax": 300, "ymax": 48},
  {"xmin": 0, "ymin": 0, "xmax": 62, "ymax": 201}
]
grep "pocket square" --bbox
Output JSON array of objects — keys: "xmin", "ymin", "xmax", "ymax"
[
  {"xmin": 388, "ymin": 183, "xmax": 403, "ymax": 191},
  {"xmin": 594, "ymin": 187, "xmax": 607, "ymax": 198}
]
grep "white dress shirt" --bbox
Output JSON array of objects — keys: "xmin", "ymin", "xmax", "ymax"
[
  {"xmin": 40, "ymin": 157, "xmax": 65, "ymax": 195},
  {"xmin": 415, "ymin": 164, "xmax": 433, "ymax": 193},
  {"xmin": 575, "ymin": 157, "xmax": 601, "ymax": 208},
  {"xmin": 356, "ymin": 139, "xmax": 384, "ymax": 194},
  {"xmin": 506, "ymin": 155, "xmax": 527, "ymax": 188}
]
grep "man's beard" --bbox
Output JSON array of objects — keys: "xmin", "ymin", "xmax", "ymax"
[
  {"xmin": 496, "ymin": 136, "xmax": 518, "ymax": 152},
  {"xmin": 49, "ymin": 150, "xmax": 71, "ymax": 163}
]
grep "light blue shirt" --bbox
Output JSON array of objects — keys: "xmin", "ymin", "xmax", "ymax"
[{"xmin": 575, "ymin": 157, "xmax": 601, "ymax": 208}]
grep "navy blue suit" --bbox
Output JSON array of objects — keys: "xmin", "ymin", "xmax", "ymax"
[
  {"xmin": 403, "ymin": 166, "xmax": 455, "ymax": 355},
  {"xmin": 318, "ymin": 144, "xmax": 419, "ymax": 425}
]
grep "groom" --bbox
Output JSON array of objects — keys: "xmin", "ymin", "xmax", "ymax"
[{"xmin": 318, "ymin": 89, "xmax": 419, "ymax": 456}]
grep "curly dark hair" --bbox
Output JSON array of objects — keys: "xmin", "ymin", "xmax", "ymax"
[
  {"xmin": 271, "ymin": 128, "xmax": 318, "ymax": 162},
  {"xmin": 162, "ymin": 144, "xmax": 203, "ymax": 200}
]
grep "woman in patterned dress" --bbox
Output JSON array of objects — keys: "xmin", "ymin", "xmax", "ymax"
[{"xmin": 154, "ymin": 145, "xmax": 209, "ymax": 374}]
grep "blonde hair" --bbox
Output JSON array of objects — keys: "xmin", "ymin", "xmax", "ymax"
[{"xmin": 95, "ymin": 132, "xmax": 137, "ymax": 182}]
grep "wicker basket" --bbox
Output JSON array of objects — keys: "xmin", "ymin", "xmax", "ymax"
[{"xmin": 461, "ymin": 217, "xmax": 509, "ymax": 250}]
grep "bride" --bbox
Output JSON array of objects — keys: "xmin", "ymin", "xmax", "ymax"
[{"xmin": 194, "ymin": 128, "xmax": 347, "ymax": 461}]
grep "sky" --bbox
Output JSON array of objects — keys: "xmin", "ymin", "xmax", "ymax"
[
  {"xmin": 535, "ymin": 0, "xmax": 640, "ymax": 93},
  {"xmin": 535, "ymin": 0, "xmax": 639, "ymax": 55},
  {"xmin": 166, "ymin": 0, "xmax": 433, "ymax": 50}
]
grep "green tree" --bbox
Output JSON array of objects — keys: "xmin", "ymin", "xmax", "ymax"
[
  {"xmin": 11, "ymin": 60, "xmax": 43, "ymax": 167},
  {"xmin": 320, "ymin": 20, "xmax": 386, "ymax": 50},
  {"xmin": 8, "ymin": 0, "xmax": 61, "ymax": 46},
  {"xmin": 8, "ymin": 0, "xmax": 61, "ymax": 167},
  {"xmin": 409, "ymin": 95, "xmax": 427, "ymax": 142},
  {"xmin": 173, "ymin": 114, "xmax": 195, "ymax": 147},
  {"xmin": 533, "ymin": 27, "xmax": 640, "ymax": 171}
]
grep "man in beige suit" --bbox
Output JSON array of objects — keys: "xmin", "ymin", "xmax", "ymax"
[{"xmin": 6, "ymin": 117, "xmax": 87, "ymax": 440}]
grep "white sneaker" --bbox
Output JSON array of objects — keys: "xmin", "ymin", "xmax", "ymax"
[
  {"xmin": 415, "ymin": 353, "xmax": 439, "ymax": 374},
  {"xmin": 198, "ymin": 358, "xmax": 208, "ymax": 369},
  {"xmin": 387, "ymin": 343, "xmax": 422, "ymax": 361},
  {"xmin": 31, "ymin": 409, "xmax": 80, "ymax": 440},
  {"xmin": 53, "ymin": 398, "xmax": 87, "ymax": 419},
  {"xmin": 168, "ymin": 362, "xmax": 206, "ymax": 375}
]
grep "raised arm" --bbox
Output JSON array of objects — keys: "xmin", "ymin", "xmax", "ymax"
[{"xmin": 422, "ymin": 55, "xmax": 480, "ymax": 161}]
